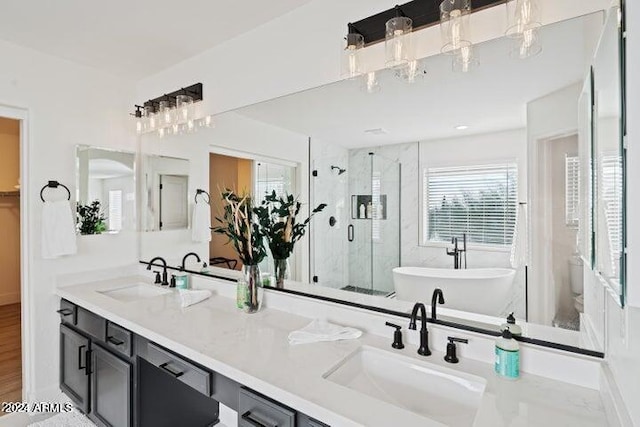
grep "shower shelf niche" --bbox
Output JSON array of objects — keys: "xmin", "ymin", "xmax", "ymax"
[{"xmin": 351, "ymin": 195, "xmax": 387, "ymax": 220}]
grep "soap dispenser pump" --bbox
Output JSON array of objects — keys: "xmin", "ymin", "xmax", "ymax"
[{"xmin": 501, "ymin": 312, "xmax": 522, "ymax": 336}]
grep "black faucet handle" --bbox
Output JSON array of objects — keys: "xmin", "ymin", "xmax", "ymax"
[
  {"xmin": 153, "ymin": 271, "xmax": 162, "ymax": 284},
  {"xmin": 385, "ymin": 322, "xmax": 405, "ymax": 349},
  {"xmin": 444, "ymin": 336, "xmax": 468, "ymax": 364}
]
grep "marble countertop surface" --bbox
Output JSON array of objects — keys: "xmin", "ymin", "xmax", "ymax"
[{"xmin": 56, "ymin": 276, "xmax": 607, "ymax": 427}]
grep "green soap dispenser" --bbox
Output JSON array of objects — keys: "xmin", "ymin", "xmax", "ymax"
[
  {"xmin": 501, "ymin": 312, "xmax": 522, "ymax": 336},
  {"xmin": 175, "ymin": 273, "xmax": 190, "ymax": 289},
  {"xmin": 495, "ymin": 327, "xmax": 520, "ymax": 380}
]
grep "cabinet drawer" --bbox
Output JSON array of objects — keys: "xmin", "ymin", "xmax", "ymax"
[
  {"xmin": 58, "ymin": 300, "xmax": 77, "ymax": 325},
  {"xmin": 76, "ymin": 306, "xmax": 106, "ymax": 342},
  {"xmin": 146, "ymin": 342, "xmax": 211, "ymax": 396},
  {"xmin": 239, "ymin": 388, "xmax": 295, "ymax": 427},
  {"xmin": 105, "ymin": 321, "xmax": 133, "ymax": 358}
]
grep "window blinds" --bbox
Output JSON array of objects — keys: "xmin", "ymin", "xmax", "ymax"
[{"xmin": 424, "ymin": 163, "xmax": 517, "ymax": 246}]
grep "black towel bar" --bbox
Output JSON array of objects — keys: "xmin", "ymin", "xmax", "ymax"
[
  {"xmin": 195, "ymin": 189, "xmax": 210, "ymax": 204},
  {"xmin": 40, "ymin": 180, "xmax": 71, "ymax": 202}
]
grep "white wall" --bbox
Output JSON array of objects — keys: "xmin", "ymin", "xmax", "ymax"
[{"xmin": 0, "ymin": 39, "xmax": 136, "ymax": 400}]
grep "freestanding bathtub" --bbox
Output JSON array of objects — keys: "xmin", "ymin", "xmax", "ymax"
[{"xmin": 392, "ymin": 267, "xmax": 516, "ymax": 316}]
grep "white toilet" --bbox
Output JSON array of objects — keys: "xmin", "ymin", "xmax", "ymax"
[{"xmin": 568, "ymin": 255, "xmax": 584, "ymax": 312}]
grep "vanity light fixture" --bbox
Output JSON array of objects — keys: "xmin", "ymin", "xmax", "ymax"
[
  {"xmin": 385, "ymin": 6, "xmax": 414, "ymax": 68},
  {"xmin": 440, "ymin": 0, "xmax": 478, "ymax": 72},
  {"xmin": 343, "ymin": 23, "xmax": 365, "ymax": 78},
  {"xmin": 132, "ymin": 83, "xmax": 214, "ymax": 136},
  {"xmin": 505, "ymin": 0, "xmax": 542, "ymax": 58}
]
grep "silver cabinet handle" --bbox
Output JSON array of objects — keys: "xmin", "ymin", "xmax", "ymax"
[
  {"xmin": 348, "ymin": 224, "xmax": 354, "ymax": 242},
  {"xmin": 241, "ymin": 411, "xmax": 277, "ymax": 427}
]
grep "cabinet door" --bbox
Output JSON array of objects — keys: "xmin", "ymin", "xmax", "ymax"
[
  {"xmin": 60, "ymin": 324, "xmax": 91, "ymax": 414},
  {"xmin": 90, "ymin": 345, "xmax": 132, "ymax": 427}
]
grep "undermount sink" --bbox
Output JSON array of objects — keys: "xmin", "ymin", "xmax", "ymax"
[
  {"xmin": 323, "ymin": 346, "xmax": 486, "ymax": 426},
  {"xmin": 98, "ymin": 283, "xmax": 171, "ymax": 302}
]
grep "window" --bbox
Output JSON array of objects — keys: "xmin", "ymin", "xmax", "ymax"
[
  {"xmin": 600, "ymin": 153, "xmax": 623, "ymax": 276},
  {"xmin": 424, "ymin": 163, "xmax": 517, "ymax": 246},
  {"xmin": 565, "ymin": 155, "xmax": 580, "ymax": 226},
  {"xmin": 108, "ymin": 190, "xmax": 123, "ymax": 232}
]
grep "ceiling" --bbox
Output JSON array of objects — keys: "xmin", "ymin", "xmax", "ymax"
[
  {"xmin": 0, "ymin": 0, "xmax": 312, "ymax": 79},
  {"xmin": 236, "ymin": 13, "xmax": 603, "ymax": 148}
]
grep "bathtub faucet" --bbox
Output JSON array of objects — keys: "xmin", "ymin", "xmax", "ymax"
[{"xmin": 446, "ymin": 233, "xmax": 467, "ymax": 269}]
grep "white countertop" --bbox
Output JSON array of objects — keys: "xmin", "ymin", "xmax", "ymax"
[{"xmin": 56, "ymin": 276, "xmax": 607, "ymax": 427}]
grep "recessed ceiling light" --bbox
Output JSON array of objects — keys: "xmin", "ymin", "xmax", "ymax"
[
  {"xmin": 455, "ymin": 125, "xmax": 469, "ymax": 130},
  {"xmin": 364, "ymin": 128, "xmax": 388, "ymax": 135}
]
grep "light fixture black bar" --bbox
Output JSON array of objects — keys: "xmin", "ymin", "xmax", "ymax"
[
  {"xmin": 350, "ymin": 0, "xmax": 505, "ymax": 45},
  {"xmin": 132, "ymin": 82, "xmax": 203, "ymax": 115}
]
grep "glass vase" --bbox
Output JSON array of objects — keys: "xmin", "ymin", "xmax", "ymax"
[
  {"xmin": 243, "ymin": 264, "xmax": 263, "ymax": 313},
  {"xmin": 273, "ymin": 258, "xmax": 290, "ymax": 289}
]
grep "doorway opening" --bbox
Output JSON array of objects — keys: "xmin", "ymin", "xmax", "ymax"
[{"xmin": 0, "ymin": 117, "xmax": 22, "ymax": 415}]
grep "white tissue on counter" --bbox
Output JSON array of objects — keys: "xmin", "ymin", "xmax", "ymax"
[
  {"xmin": 178, "ymin": 289, "xmax": 212, "ymax": 308},
  {"xmin": 288, "ymin": 319, "xmax": 362, "ymax": 345}
]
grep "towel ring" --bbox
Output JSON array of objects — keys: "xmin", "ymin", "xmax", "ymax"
[
  {"xmin": 40, "ymin": 181, "xmax": 71, "ymax": 202},
  {"xmin": 195, "ymin": 189, "xmax": 210, "ymax": 204}
]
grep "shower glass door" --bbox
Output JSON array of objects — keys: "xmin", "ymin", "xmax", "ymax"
[{"xmin": 311, "ymin": 150, "xmax": 400, "ymax": 296}]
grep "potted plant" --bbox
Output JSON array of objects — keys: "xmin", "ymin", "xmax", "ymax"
[
  {"xmin": 212, "ymin": 190, "xmax": 267, "ymax": 313},
  {"xmin": 77, "ymin": 200, "xmax": 107, "ymax": 235},
  {"xmin": 255, "ymin": 191, "xmax": 326, "ymax": 288}
]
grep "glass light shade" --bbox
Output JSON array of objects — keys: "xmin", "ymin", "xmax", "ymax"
[
  {"xmin": 505, "ymin": 0, "xmax": 541, "ymax": 38},
  {"xmin": 342, "ymin": 33, "xmax": 365, "ymax": 78},
  {"xmin": 144, "ymin": 106, "xmax": 156, "ymax": 132},
  {"xmin": 363, "ymin": 71, "xmax": 381, "ymax": 94},
  {"xmin": 176, "ymin": 94, "xmax": 194, "ymax": 122},
  {"xmin": 159, "ymin": 101, "xmax": 174, "ymax": 126},
  {"xmin": 440, "ymin": 0, "xmax": 472, "ymax": 54},
  {"xmin": 396, "ymin": 59, "xmax": 427, "ymax": 83},
  {"xmin": 385, "ymin": 16, "xmax": 413, "ymax": 67},
  {"xmin": 452, "ymin": 45, "xmax": 479, "ymax": 72},
  {"xmin": 509, "ymin": 28, "xmax": 542, "ymax": 59}
]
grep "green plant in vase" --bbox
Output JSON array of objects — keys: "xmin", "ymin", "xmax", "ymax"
[
  {"xmin": 212, "ymin": 190, "xmax": 267, "ymax": 313},
  {"xmin": 255, "ymin": 191, "xmax": 326, "ymax": 288},
  {"xmin": 77, "ymin": 200, "xmax": 107, "ymax": 235}
]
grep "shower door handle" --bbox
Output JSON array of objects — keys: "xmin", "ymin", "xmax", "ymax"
[{"xmin": 348, "ymin": 224, "xmax": 354, "ymax": 242}]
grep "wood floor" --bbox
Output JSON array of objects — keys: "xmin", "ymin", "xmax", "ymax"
[{"xmin": 0, "ymin": 304, "xmax": 21, "ymax": 416}]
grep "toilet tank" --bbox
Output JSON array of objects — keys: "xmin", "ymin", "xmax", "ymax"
[{"xmin": 568, "ymin": 256, "xmax": 584, "ymax": 294}]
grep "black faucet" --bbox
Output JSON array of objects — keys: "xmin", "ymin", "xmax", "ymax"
[
  {"xmin": 431, "ymin": 288, "xmax": 445, "ymax": 320},
  {"xmin": 408, "ymin": 303, "xmax": 431, "ymax": 356},
  {"xmin": 446, "ymin": 233, "xmax": 467, "ymax": 269},
  {"xmin": 147, "ymin": 257, "xmax": 169, "ymax": 286},
  {"xmin": 180, "ymin": 252, "xmax": 201, "ymax": 270}
]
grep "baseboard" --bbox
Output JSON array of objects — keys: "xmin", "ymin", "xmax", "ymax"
[
  {"xmin": 600, "ymin": 363, "xmax": 633, "ymax": 427},
  {"xmin": 0, "ymin": 292, "xmax": 20, "ymax": 306}
]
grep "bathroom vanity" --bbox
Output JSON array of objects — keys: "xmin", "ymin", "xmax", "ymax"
[{"xmin": 56, "ymin": 274, "xmax": 607, "ymax": 427}]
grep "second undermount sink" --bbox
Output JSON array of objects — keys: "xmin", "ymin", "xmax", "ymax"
[
  {"xmin": 98, "ymin": 283, "xmax": 171, "ymax": 302},
  {"xmin": 323, "ymin": 346, "xmax": 486, "ymax": 426}
]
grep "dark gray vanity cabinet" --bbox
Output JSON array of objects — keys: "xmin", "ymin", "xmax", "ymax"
[
  {"xmin": 59, "ymin": 299, "xmax": 330, "ymax": 427},
  {"xmin": 59, "ymin": 324, "xmax": 91, "ymax": 414},
  {"xmin": 59, "ymin": 302, "xmax": 133, "ymax": 427},
  {"xmin": 90, "ymin": 345, "xmax": 133, "ymax": 427}
]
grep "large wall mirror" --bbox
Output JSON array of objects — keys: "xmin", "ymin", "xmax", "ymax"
[
  {"xmin": 76, "ymin": 145, "xmax": 136, "ymax": 234},
  {"xmin": 139, "ymin": 4, "xmax": 625, "ymax": 355}
]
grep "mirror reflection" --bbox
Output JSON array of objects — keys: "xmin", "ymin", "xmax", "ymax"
[
  {"xmin": 76, "ymin": 146, "xmax": 135, "ymax": 233},
  {"xmin": 138, "ymin": 10, "xmax": 625, "ymax": 353},
  {"xmin": 140, "ymin": 154, "xmax": 189, "ymax": 232}
]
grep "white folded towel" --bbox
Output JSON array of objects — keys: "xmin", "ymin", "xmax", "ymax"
[
  {"xmin": 191, "ymin": 202, "xmax": 212, "ymax": 243},
  {"xmin": 288, "ymin": 319, "xmax": 362, "ymax": 345},
  {"xmin": 41, "ymin": 200, "xmax": 77, "ymax": 259},
  {"xmin": 178, "ymin": 289, "xmax": 212, "ymax": 308}
]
